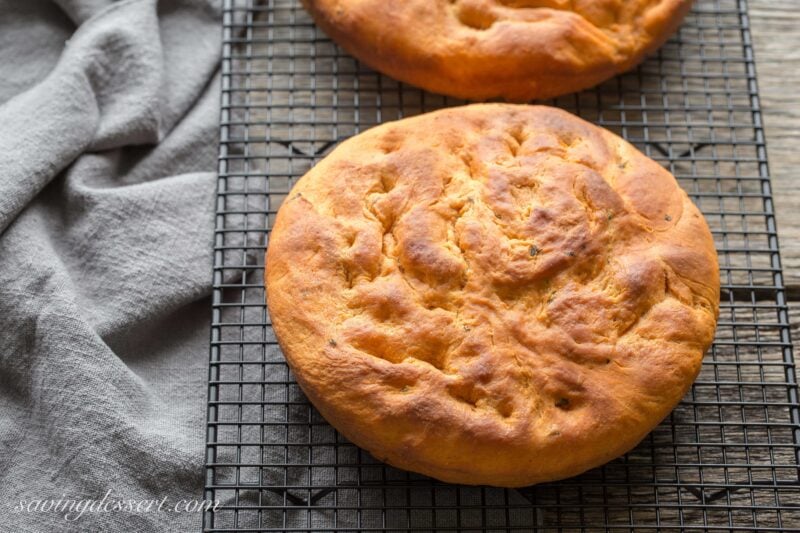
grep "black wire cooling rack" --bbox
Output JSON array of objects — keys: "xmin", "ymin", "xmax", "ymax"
[{"xmin": 204, "ymin": 0, "xmax": 800, "ymax": 530}]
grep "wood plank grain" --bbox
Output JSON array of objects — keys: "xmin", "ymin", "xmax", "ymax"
[{"xmin": 748, "ymin": 1, "xmax": 800, "ymax": 295}]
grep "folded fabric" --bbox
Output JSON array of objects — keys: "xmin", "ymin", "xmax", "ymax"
[{"xmin": 0, "ymin": 0, "xmax": 221, "ymax": 531}]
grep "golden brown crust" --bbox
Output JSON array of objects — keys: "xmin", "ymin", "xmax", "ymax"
[
  {"xmin": 300, "ymin": 0, "xmax": 693, "ymax": 101},
  {"xmin": 266, "ymin": 104, "xmax": 719, "ymax": 487}
]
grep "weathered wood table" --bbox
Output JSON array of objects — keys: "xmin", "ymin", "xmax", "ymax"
[{"xmin": 750, "ymin": 1, "xmax": 800, "ymax": 312}]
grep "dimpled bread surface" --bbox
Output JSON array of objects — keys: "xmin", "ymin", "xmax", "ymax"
[
  {"xmin": 265, "ymin": 104, "xmax": 719, "ymax": 487},
  {"xmin": 300, "ymin": 0, "xmax": 693, "ymax": 101}
]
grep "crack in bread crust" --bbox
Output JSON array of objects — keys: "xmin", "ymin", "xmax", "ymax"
[
  {"xmin": 301, "ymin": 0, "xmax": 693, "ymax": 100},
  {"xmin": 266, "ymin": 104, "xmax": 719, "ymax": 487}
]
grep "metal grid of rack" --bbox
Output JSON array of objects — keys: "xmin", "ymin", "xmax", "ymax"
[{"xmin": 204, "ymin": 0, "xmax": 800, "ymax": 530}]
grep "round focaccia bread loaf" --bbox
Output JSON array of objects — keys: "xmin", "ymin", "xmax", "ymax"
[
  {"xmin": 265, "ymin": 104, "xmax": 719, "ymax": 487},
  {"xmin": 300, "ymin": 0, "xmax": 693, "ymax": 101}
]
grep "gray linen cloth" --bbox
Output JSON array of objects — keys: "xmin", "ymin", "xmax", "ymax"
[{"xmin": 0, "ymin": 0, "xmax": 221, "ymax": 531}]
